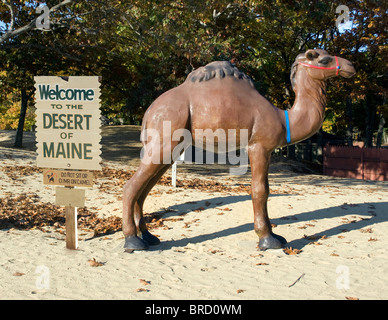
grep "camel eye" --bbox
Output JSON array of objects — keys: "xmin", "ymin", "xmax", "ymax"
[{"xmin": 319, "ymin": 57, "xmax": 332, "ymax": 65}]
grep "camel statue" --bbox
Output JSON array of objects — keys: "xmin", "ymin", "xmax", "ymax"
[{"xmin": 122, "ymin": 48, "xmax": 356, "ymax": 251}]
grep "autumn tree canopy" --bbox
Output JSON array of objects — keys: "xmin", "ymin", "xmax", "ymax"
[{"xmin": 0, "ymin": 0, "xmax": 387, "ymax": 145}]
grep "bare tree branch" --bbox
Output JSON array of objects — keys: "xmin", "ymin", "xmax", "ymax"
[
  {"xmin": 1, "ymin": 0, "xmax": 15, "ymax": 31},
  {"xmin": 0, "ymin": 0, "xmax": 73, "ymax": 44}
]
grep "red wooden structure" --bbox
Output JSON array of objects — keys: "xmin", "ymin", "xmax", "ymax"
[{"xmin": 323, "ymin": 145, "xmax": 388, "ymax": 181}]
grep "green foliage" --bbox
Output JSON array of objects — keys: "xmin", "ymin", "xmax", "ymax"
[{"xmin": 0, "ymin": 93, "xmax": 35, "ymax": 130}]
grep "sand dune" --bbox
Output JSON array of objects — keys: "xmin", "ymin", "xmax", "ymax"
[{"xmin": 1, "ymin": 128, "xmax": 387, "ymax": 300}]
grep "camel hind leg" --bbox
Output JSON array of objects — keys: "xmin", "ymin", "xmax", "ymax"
[
  {"xmin": 123, "ymin": 93, "xmax": 190, "ymax": 250},
  {"xmin": 134, "ymin": 164, "xmax": 171, "ymax": 245},
  {"xmin": 122, "ymin": 162, "xmax": 167, "ymax": 250},
  {"xmin": 122, "ymin": 137, "xmax": 186, "ymax": 250}
]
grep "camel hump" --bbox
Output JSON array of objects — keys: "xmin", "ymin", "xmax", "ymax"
[{"xmin": 187, "ymin": 61, "xmax": 254, "ymax": 87}]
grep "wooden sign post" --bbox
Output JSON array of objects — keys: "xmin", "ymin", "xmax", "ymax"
[
  {"xmin": 65, "ymin": 206, "xmax": 78, "ymax": 250},
  {"xmin": 55, "ymin": 186, "xmax": 85, "ymax": 249},
  {"xmin": 35, "ymin": 76, "xmax": 102, "ymax": 250}
]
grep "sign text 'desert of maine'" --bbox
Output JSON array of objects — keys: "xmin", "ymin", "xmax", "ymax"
[{"xmin": 35, "ymin": 76, "xmax": 102, "ymax": 171}]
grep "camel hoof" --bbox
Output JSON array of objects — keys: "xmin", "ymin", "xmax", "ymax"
[
  {"xmin": 258, "ymin": 233, "xmax": 287, "ymax": 251},
  {"xmin": 124, "ymin": 236, "xmax": 149, "ymax": 250},
  {"xmin": 141, "ymin": 230, "xmax": 160, "ymax": 246}
]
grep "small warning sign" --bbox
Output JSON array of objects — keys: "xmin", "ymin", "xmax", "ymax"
[{"xmin": 43, "ymin": 169, "xmax": 94, "ymax": 188}]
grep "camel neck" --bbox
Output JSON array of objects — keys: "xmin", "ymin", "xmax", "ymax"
[{"xmin": 287, "ymin": 69, "xmax": 327, "ymax": 144}]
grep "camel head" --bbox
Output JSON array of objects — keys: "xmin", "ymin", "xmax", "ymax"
[{"xmin": 292, "ymin": 49, "xmax": 356, "ymax": 84}]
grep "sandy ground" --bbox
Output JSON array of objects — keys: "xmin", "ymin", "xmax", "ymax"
[{"xmin": 0, "ymin": 127, "xmax": 387, "ymax": 300}]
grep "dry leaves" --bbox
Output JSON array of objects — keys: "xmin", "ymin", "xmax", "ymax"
[
  {"xmin": 304, "ymin": 234, "xmax": 328, "ymax": 241},
  {"xmin": 0, "ymin": 165, "xmax": 42, "ymax": 182},
  {"xmin": 304, "ymin": 234, "xmax": 318, "ymax": 240},
  {"xmin": 97, "ymin": 167, "xmax": 251, "ymax": 194},
  {"xmin": 139, "ymin": 279, "xmax": 151, "ymax": 286},
  {"xmin": 283, "ymin": 247, "xmax": 302, "ymax": 255},
  {"xmin": 88, "ymin": 258, "xmax": 104, "ymax": 267},
  {"xmin": 216, "ymin": 207, "xmax": 232, "ymax": 215},
  {"xmin": 136, "ymin": 279, "xmax": 151, "ymax": 293},
  {"xmin": 208, "ymin": 248, "xmax": 222, "ymax": 254},
  {"xmin": 0, "ymin": 193, "xmax": 64, "ymax": 231},
  {"xmin": 0, "ymin": 192, "xmax": 122, "ymax": 237}
]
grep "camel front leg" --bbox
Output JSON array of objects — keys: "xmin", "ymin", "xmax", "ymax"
[{"xmin": 248, "ymin": 144, "xmax": 287, "ymax": 250}]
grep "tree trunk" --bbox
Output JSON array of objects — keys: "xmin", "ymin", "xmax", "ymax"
[
  {"xmin": 317, "ymin": 128, "xmax": 323, "ymax": 163},
  {"xmin": 376, "ymin": 114, "xmax": 386, "ymax": 148},
  {"xmin": 306, "ymin": 138, "xmax": 312, "ymax": 162},
  {"xmin": 365, "ymin": 95, "xmax": 376, "ymax": 148},
  {"xmin": 346, "ymin": 96, "xmax": 353, "ymax": 146},
  {"xmin": 287, "ymin": 145, "xmax": 295, "ymax": 160},
  {"xmin": 126, "ymin": 97, "xmax": 134, "ymax": 125},
  {"xmin": 14, "ymin": 89, "xmax": 28, "ymax": 148}
]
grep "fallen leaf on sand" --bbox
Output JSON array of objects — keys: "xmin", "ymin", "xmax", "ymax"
[
  {"xmin": 13, "ymin": 272, "xmax": 25, "ymax": 276},
  {"xmin": 139, "ymin": 279, "xmax": 151, "ymax": 286},
  {"xmin": 236, "ymin": 289, "xmax": 245, "ymax": 294},
  {"xmin": 304, "ymin": 234, "xmax": 318, "ymax": 240},
  {"xmin": 283, "ymin": 247, "xmax": 302, "ymax": 255},
  {"xmin": 345, "ymin": 296, "xmax": 359, "ymax": 300},
  {"xmin": 88, "ymin": 258, "xmax": 104, "ymax": 267}
]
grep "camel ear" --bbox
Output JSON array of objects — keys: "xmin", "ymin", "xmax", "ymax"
[{"xmin": 306, "ymin": 49, "xmax": 319, "ymax": 61}]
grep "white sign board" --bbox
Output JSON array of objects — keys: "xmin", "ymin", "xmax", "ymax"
[{"xmin": 34, "ymin": 76, "xmax": 102, "ymax": 170}]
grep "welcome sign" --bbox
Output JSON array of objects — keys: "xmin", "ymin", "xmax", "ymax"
[{"xmin": 35, "ymin": 76, "xmax": 102, "ymax": 170}]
